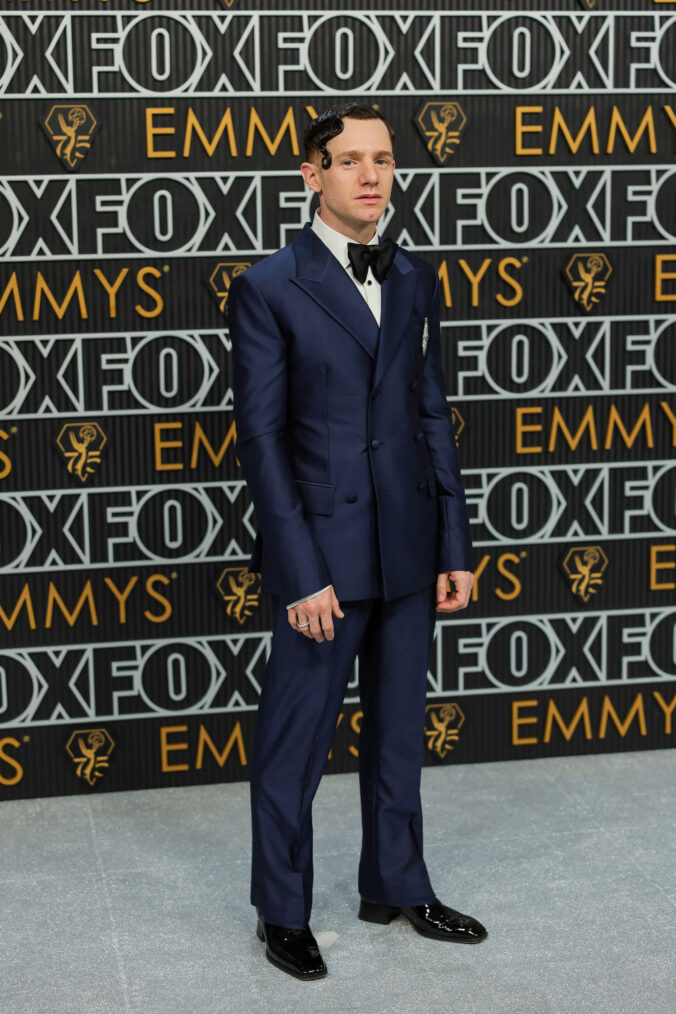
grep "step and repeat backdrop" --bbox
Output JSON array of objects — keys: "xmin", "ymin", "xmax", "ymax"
[{"xmin": 1, "ymin": 0, "xmax": 675, "ymax": 798}]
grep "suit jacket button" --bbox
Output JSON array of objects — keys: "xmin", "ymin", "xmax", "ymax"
[
  {"xmin": 415, "ymin": 431, "xmax": 424, "ymax": 442},
  {"xmin": 417, "ymin": 480, "xmax": 427, "ymax": 491},
  {"xmin": 346, "ymin": 494, "xmax": 358, "ymax": 503},
  {"xmin": 370, "ymin": 439, "xmax": 380, "ymax": 450}
]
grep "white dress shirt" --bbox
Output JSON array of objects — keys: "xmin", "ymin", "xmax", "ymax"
[{"xmin": 285, "ymin": 210, "xmax": 382, "ymax": 610}]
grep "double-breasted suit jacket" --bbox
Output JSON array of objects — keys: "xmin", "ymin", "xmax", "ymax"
[{"xmin": 229, "ymin": 222, "xmax": 472, "ymax": 606}]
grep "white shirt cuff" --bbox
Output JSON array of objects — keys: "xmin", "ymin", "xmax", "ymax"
[{"xmin": 286, "ymin": 585, "xmax": 332, "ymax": 610}]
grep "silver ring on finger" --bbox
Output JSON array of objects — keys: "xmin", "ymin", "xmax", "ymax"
[{"xmin": 297, "ymin": 620, "xmax": 310, "ymax": 628}]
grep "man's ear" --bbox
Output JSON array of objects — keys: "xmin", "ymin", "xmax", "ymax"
[{"xmin": 301, "ymin": 160, "xmax": 322, "ymax": 194}]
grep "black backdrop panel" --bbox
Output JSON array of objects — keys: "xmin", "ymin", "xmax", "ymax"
[{"xmin": 0, "ymin": 2, "xmax": 674, "ymax": 799}]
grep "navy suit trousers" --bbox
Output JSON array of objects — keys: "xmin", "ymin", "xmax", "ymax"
[{"xmin": 250, "ymin": 584, "xmax": 437, "ymax": 928}]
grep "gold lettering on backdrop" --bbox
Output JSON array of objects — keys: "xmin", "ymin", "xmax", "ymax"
[
  {"xmin": 153, "ymin": 420, "xmax": 238, "ymax": 472},
  {"xmin": 515, "ymin": 402, "xmax": 674, "ymax": 454},
  {"xmin": 599, "ymin": 694, "xmax": 647, "ymax": 739},
  {"xmin": 33, "ymin": 271, "xmax": 88, "ymax": 321},
  {"xmin": 652, "ymin": 693, "xmax": 676, "ymax": 734},
  {"xmin": 549, "ymin": 107, "xmax": 600, "ymax": 155},
  {"xmin": 93, "ymin": 268, "xmax": 129, "ymax": 318},
  {"xmin": 548, "ymin": 405, "xmax": 599, "ymax": 452},
  {"xmin": 516, "ymin": 105, "xmax": 673, "ymax": 155},
  {"xmin": 0, "ymin": 268, "xmax": 165, "ymax": 324},
  {"xmin": 103, "ymin": 576, "xmax": 140, "ymax": 625},
  {"xmin": 0, "ymin": 575, "xmax": 173, "ymax": 632},
  {"xmin": 45, "ymin": 581, "xmax": 99, "ymax": 628},
  {"xmin": 145, "ymin": 574, "xmax": 173, "ymax": 623},
  {"xmin": 470, "ymin": 553, "xmax": 524, "ymax": 602},
  {"xmin": 649, "ymin": 545, "xmax": 676, "ymax": 591},
  {"xmin": 154, "ymin": 421, "xmax": 184, "ymax": 471},
  {"xmin": 655, "ymin": 254, "xmax": 676, "ymax": 301},
  {"xmin": 246, "ymin": 107, "xmax": 299, "ymax": 157},
  {"xmin": 561, "ymin": 546, "xmax": 609, "ymax": 603},
  {"xmin": 184, "ymin": 107, "xmax": 238, "ymax": 157},
  {"xmin": 0, "ymin": 430, "xmax": 12, "ymax": 480},
  {"xmin": 0, "ymin": 585, "xmax": 37, "ymax": 631},
  {"xmin": 159, "ymin": 723, "xmax": 248, "ymax": 772},
  {"xmin": 512, "ymin": 699, "xmax": 539, "ymax": 746},
  {"xmin": 0, "ymin": 739, "xmax": 24, "ymax": 787},
  {"xmin": 160, "ymin": 725, "xmax": 190, "ymax": 772},
  {"xmin": 512, "ymin": 693, "xmax": 666, "ymax": 746},
  {"xmin": 543, "ymin": 698, "xmax": 593, "ymax": 743},
  {"xmin": 195, "ymin": 724, "xmax": 247, "ymax": 769},
  {"xmin": 604, "ymin": 403, "xmax": 654, "ymax": 449},
  {"xmin": 437, "ymin": 258, "xmax": 524, "ymax": 309},
  {"xmin": 65, "ymin": 729, "xmax": 115, "ymax": 786},
  {"xmin": 348, "ymin": 711, "xmax": 362, "ymax": 758},
  {"xmin": 515, "ymin": 406, "xmax": 543, "ymax": 454},
  {"xmin": 145, "ymin": 106, "xmax": 317, "ymax": 159},
  {"xmin": 0, "ymin": 273, "xmax": 24, "ymax": 321}
]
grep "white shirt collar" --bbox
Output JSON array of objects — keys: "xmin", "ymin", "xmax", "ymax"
[{"xmin": 311, "ymin": 209, "xmax": 379, "ymax": 270}]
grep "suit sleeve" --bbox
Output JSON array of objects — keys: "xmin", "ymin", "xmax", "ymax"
[
  {"xmin": 228, "ymin": 271, "xmax": 332, "ymax": 604},
  {"xmin": 418, "ymin": 272, "xmax": 474, "ymax": 573}
]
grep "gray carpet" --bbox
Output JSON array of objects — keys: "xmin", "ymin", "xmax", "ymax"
[{"xmin": 1, "ymin": 749, "xmax": 674, "ymax": 1014}]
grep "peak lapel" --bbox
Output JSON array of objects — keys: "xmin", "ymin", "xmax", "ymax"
[
  {"xmin": 374, "ymin": 249, "xmax": 419, "ymax": 387},
  {"xmin": 291, "ymin": 224, "xmax": 380, "ymax": 360}
]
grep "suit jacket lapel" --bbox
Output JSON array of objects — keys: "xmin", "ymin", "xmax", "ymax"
[
  {"xmin": 374, "ymin": 248, "xmax": 418, "ymax": 387},
  {"xmin": 291, "ymin": 224, "xmax": 380, "ymax": 359}
]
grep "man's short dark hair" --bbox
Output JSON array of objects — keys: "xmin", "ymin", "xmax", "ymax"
[{"xmin": 303, "ymin": 103, "xmax": 395, "ymax": 170}]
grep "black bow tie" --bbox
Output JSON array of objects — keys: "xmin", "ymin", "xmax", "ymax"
[{"xmin": 347, "ymin": 237, "xmax": 397, "ymax": 284}]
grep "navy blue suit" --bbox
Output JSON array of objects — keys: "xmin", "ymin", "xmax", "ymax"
[{"xmin": 229, "ymin": 223, "xmax": 472, "ymax": 928}]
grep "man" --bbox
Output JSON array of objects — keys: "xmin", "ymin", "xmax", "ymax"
[{"xmin": 228, "ymin": 102, "xmax": 486, "ymax": 981}]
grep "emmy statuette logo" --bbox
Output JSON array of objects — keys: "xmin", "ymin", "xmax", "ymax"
[
  {"xmin": 42, "ymin": 105, "xmax": 99, "ymax": 170},
  {"xmin": 56, "ymin": 422, "xmax": 108, "ymax": 483},
  {"xmin": 208, "ymin": 262, "xmax": 251, "ymax": 315},
  {"xmin": 451, "ymin": 408, "xmax": 465, "ymax": 447},
  {"xmin": 66, "ymin": 729, "xmax": 115, "ymax": 786},
  {"xmin": 561, "ymin": 546, "xmax": 609, "ymax": 603},
  {"xmin": 563, "ymin": 253, "xmax": 612, "ymax": 312},
  {"xmin": 217, "ymin": 567, "xmax": 261, "ymax": 624},
  {"xmin": 415, "ymin": 102, "xmax": 467, "ymax": 165},
  {"xmin": 424, "ymin": 703, "xmax": 466, "ymax": 760}
]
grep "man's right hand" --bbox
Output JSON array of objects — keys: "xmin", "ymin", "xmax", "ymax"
[{"xmin": 288, "ymin": 586, "xmax": 344, "ymax": 643}]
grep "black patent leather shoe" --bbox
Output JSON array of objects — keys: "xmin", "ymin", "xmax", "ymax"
[
  {"xmin": 359, "ymin": 897, "xmax": 487, "ymax": 943},
  {"xmin": 256, "ymin": 911, "xmax": 327, "ymax": 979}
]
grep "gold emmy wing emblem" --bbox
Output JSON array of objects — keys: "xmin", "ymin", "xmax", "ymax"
[
  {"xmin": 564, "ymin": 253, "xmax": 612, "ymax": 312},
  {"xmin": 561, "ymin": 546, "xmax": 609, "ymax": 603},
  {"xmin": 217, "ymin": 567, "xmax": 261, "ymax": 624},
  {"xmin": 42, "ymin": 104, "xmax": 98, "ymax": 170},
  {"xmin": 209, "ymin": 262, "xmax": 251, "ymax": 314},
  {"xmin": 56, "ymin": 422, "xmax": 107, "ymax": 483},
  {"xmin": 451, "ymin": 407, "xmax": 465, "ymax": 447},
  {"xmin": 424, "ymin": 703, "xmax": 466, "ymax": 760},
  {"xmin": 415, "ymin": 101, "xmax": 467, "ymax": 165},
  {"xmin": 66, "ymin": 729, "xmax": 115, "ymax": 787}
]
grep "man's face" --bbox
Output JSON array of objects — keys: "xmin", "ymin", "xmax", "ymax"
[{"xmin": 301, "ymin": 117, "xmax": 395, "ymax": 240}]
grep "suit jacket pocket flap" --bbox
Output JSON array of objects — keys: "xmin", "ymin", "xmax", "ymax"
[{"xmin": 295, "ymin": 479, "xmax": 335, "ymax": 516}]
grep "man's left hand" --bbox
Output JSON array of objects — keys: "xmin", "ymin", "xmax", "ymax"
[{"xmin": 436, "ymin": 571, "xmax": 473, "ymax": 612}]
